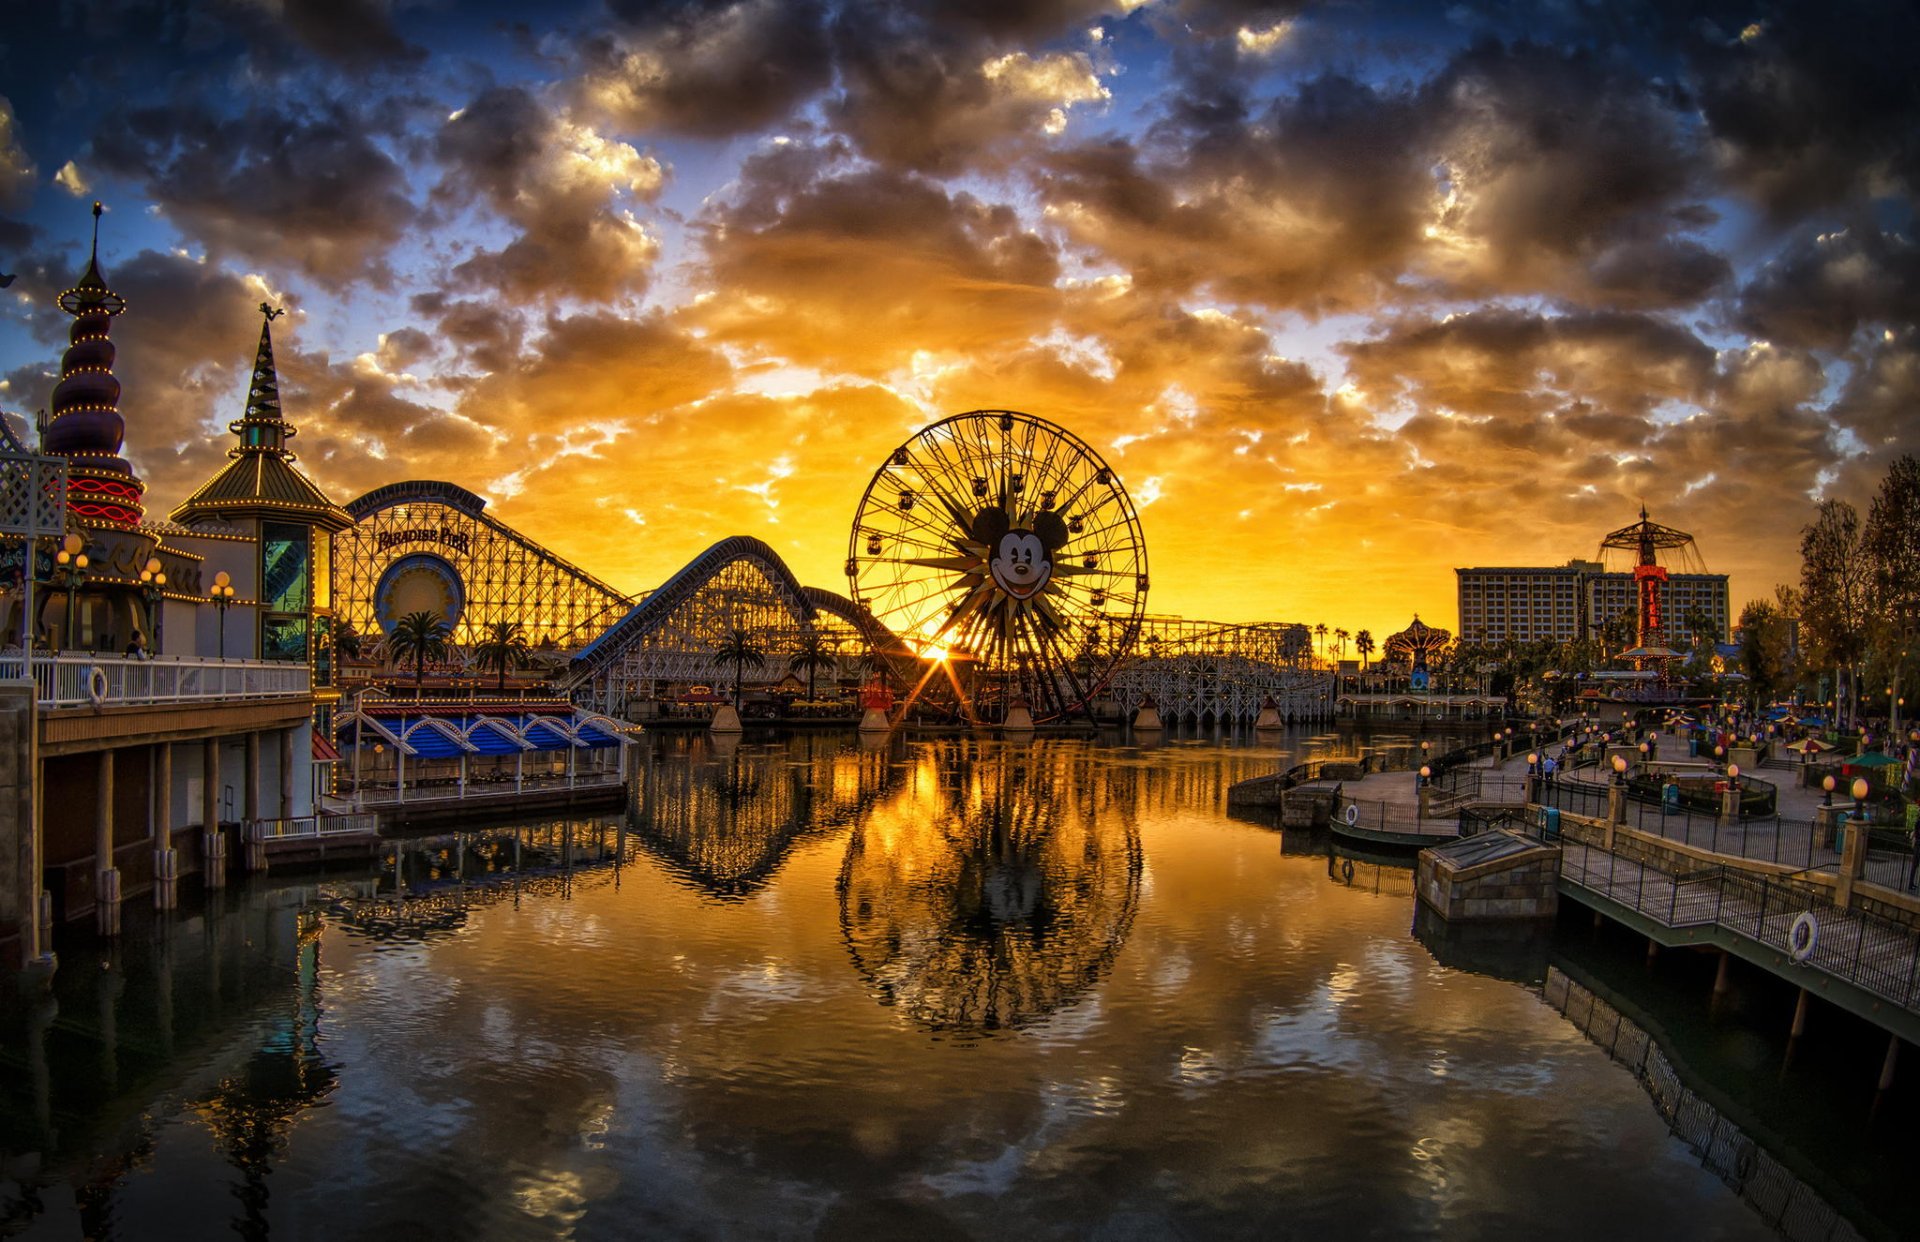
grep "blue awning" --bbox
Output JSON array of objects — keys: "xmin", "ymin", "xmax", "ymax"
[
  {"xmin": 525, "ymin": 721, "xmax": 574, "ymax": 750},
  {"xmin": 469, "ymin": 721, "xmax": 525, "ymax": 754}
]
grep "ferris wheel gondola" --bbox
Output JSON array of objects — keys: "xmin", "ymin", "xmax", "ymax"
[{"xmin": 847, "ymin": 410, "xmax": 1148, "ymax": 723}]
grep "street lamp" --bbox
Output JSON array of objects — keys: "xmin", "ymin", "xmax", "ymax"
[
  {"xmin": 210, "ymin": 570, "xmax": 236, "ymax": 658},
  {"xmin": 54, "ymin": 532, "xmax": 88, "ymax": 651},
  {"xmin": 1851, "ymin": 776, "xmax": 1870, "ymax": 825},
  {"xmin": 1611, "ymin": 754, "xmax": 1628, "ymax": 784},
  {"xmin": 1821, "ymin": 774, "xmax": 1835, "ymax": 806},
  {"xmin": 137, "ymin": 556, "xmax": 166, "ymax": 653}
]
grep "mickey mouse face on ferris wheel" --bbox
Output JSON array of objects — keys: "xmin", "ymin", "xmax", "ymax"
[{"xmin": 973, "ymin": 508, "xmax": 1069, "ymax": 602}]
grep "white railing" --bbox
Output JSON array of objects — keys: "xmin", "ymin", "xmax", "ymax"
[
  {"xmin": 254, "ymin": 813, "xmax": 380, "ymax": 840},
  {"xmin": 343, "ymin": 769, "xmax": 625, "ymax": 807},
  {"xmin": 0, "ymin": 653, "xmax": 311, "ymax": 708}
]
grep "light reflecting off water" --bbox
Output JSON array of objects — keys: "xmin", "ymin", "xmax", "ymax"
[{"xmin": 2, "ymin": 730, "xmax": 1779, "ymax": 1240}]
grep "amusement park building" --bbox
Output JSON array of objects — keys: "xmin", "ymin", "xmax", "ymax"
[
  {"xmin": 1456, "ymin": 561, "xmax": 1729, "ymax": 646},
  {"xmin": 2, "ymin": 216, "xmax": 331, "ymax": 962}
]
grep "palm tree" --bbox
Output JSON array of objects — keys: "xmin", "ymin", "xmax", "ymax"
[
  {"xmin": 1334, "ymin": 627, "xmax": 1350, "ymax": 661},
  {"xmin": 1314, "ymin": 622, "xmax": 1329, "ymax": 662},
  {"xmin": 475, "ymin": 620, "xmax": 531, "ymax": 691},
  {"xmin": 712, "ymin": 627, "xmax": 768, "ymax": 709},
  {"xmin": 333, "ymin": 618, "xmax": 362, "ymax": 661},
  {"xmin": 388, "ymin": 611, "xmax": 451, "ymax": 690},
  {"xmin": 1356, "ymin": 629, "xmax": 1375, "ymax": 670},
  {"xmin": 787, "ymin": 631, "xmax": 838, "ymax": 701}
]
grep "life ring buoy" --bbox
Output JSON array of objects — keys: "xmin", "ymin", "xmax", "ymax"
[
  {"xmin": 85, "ymin": 665, "xmax": 109, "ymax": 707},
  {"xmin": 1788, "ymin": 912, "xmax": 1818, "ymax": 962},
  {"xmin": 1344, "ymin": 803, "xmax": 1360, "ymax": 826},
  {"xmin": 1341, "ymin": 859, "xmax": 1355, "ymax": 881}
]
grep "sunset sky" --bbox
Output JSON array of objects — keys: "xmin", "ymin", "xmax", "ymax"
[{"xmin": 0, "ymin": 0, "xmax": 1913, "ymax": 641}]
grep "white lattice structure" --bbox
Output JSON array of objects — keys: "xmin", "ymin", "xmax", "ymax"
[{"xmin": 1105, "ymin": 615, "xmax": 1333, "ymax": 724}]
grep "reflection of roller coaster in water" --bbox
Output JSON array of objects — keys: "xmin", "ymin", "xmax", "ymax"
[
  {"xmin": 838, "ymin": 741, "xmax": 1144, "ymax": 1033},
  {"xmin": 631, "ymin": 733, "xmax": 902, "ymax": 898}
]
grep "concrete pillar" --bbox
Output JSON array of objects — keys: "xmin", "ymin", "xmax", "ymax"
[
  {"xmin": 243, "ymin": 732, "xmax": 261, "ymax": 825},
  {"xmin": 1133, "ymin": 699, "xmax": 1164, "ymax": 732},
  {"xmin": 279, "ymin": 728, "xmax": 295, "ymax": 817},
  {"xmin": 1, "ymin": 682, "xmax": 53, "ymax": 978},
  {"xmin": 1605, "ymin": 782, "xmax": 1624, "ymax": 850},
  {"xmin": 153, "ymin": 743, "xmax": 177, "ymax": 910},
  {"xmin": 1785, "ymin": 986, "xmax": 1811, "ymax": 1070},
  {"xmin": 858, "ymin": 705, "xmax": 890, "ymax": 733},
  {"xmin": 95, "ymin": 750, "xmax": 120, "ymax": 936},
  {"xmin": 1835, "ymin": 822, "xmax": 1868, "ymax": 910},
  {"xmin": 1878, "ymin": 1034, "xmax": 1899, "ymax": 1092},
  {"xmin": 202, "ymin": 740, "xmax": 226, "ymax": 889},
  {"xmin": 710, "ymin": 704, "xmax": 743, "ymax": 734},
  {"xmin": 1002, "ymin": 699, "xmax": 1035, "ymax": 733},
  {"xmin": 1711, "ymin": 950, "xmax": 1732, "ymax": 1000}
]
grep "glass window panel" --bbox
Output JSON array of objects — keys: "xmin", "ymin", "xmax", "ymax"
[
  {"xmin": 261, "ymin": 614, "xmax": 308, "ymax": 663},
  {"xmin": 312, "ymin": 529, "xmax": 331, "ymax": 610},
  {"xmin": 262, "ymin": 522, "xmax": 310, "ymax": 615}
]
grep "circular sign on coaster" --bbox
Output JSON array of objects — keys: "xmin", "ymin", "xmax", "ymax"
[{"xmin": 1344, "ymin": 803, "xmax": 1360, "ymax": 826}]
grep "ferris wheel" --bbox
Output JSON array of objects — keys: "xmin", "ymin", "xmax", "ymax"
[{"xmin": 846, "ymin": 410, "xmax": 1149, "ymax": 722}]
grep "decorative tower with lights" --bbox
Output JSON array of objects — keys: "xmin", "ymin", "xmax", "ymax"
[
  {"xmin": 174, "ymin": 304, "xmax": 353, "ymax": 677},
  {"xmin": 38, "ymin": 203, "xmax": 163, "ymax": 651}
]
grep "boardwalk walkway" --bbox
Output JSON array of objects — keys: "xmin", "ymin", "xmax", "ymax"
[{"xmin": 1554, "ymin": 835, "xmax": 1920, "ymax": 1038}]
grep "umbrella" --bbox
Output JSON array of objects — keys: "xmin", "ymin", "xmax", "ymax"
[
  {"xmin": 1846, "ymin": 751, "xmax": 1900, "ymax": 768},
  {"xmin": 1784, "ymin": 738, "xmax": 1829, "ymax": 754}
]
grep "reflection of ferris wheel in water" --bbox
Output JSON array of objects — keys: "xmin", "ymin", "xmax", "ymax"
[{"xmin": 847, "ymin": 410, "xmax": 1148, "ymax": 722}]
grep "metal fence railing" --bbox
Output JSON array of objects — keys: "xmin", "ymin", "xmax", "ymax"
[
  {"xmin": 1537, "ymin": 777, "xmax": 1611, "ymax": 820},
  {"xmin": 254, "ymin": 813, "xmax": 380, "ymax": 840},
  {"xmin": 1548, "ymin": 831, "xmax": 1920, "ymax": 1015},
  {"xmin": 0, "ymin": 653, "xmax": 310, "ymax": 707}
]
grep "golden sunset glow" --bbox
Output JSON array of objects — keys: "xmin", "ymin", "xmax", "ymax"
[{"xmin": 0, "ymin": 3, "xmax": 1911, "ymax": 643}]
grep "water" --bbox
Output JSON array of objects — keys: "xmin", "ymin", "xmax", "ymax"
[{"xmin": 0, "ymin": 729, "xmax": 1805, "ymax": 1239}]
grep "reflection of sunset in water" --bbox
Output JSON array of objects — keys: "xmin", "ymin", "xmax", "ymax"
[
  {"xmin": 0, "ymin": 731, "xmax": 1825, "ymax": 1240},
  {"xmin": 839, "ymin": 742, "xmax": 1143, "ymax": 1032}
]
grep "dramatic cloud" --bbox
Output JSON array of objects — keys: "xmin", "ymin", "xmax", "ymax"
[
  {"xmin": 89, "ymin": 99, "xmax": 416, "ymax": 284},
  {"xmin": 435, "ymin": 85, "xmax": 665, "ymax": 302},
  {"xmin": 0, "ymin": 0, "xmax": 1913, "ymax": 633},
  {"xmin": 0, "ymin": 97, "xmax": 34, "ymax": 212},
  {"xmin": 1736, "ymin": 225, "xmax": 1920, "ymax": 353},
  {"xmin": 694, "ymin": 148, "xmax": 1063, "ymax": 371},
  {"xmin": 578, "ymin": 0, "xmax": 835, "ymax": 138},
  {"xmin": 1689, "ymin": 3, "xmax": 1920, "ymax": 222}
]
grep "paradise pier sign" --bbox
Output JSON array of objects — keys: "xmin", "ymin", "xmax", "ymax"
[
  {"xmin": 335, "ymin": 480, "xmax": 632, "ymax": 647},
  {"xmin": 374, "ymin": 525, "xmax": 472, "ymax": 555}
]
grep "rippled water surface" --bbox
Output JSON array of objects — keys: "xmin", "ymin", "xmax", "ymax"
[{"xmin": 3, "ymin": 731, "xmax": 1776, "ymax": 1240}]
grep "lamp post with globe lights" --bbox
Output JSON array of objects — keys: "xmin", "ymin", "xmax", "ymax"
[
  {"xmin": 55, "ymin": 532, "xmax": 89, "ymax": 651},
  {"xmin": 210, "ymin": 571, "xmax": 236, "ymax": 658},
  {"xmin": 136, "ymin": 556, "xmax": 166, "ymax": 653}
]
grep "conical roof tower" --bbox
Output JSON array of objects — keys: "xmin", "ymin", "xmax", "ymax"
[
  {"xmin": 172, "ymin": 304, "xmax": 352, "ymax": 532},
  {"xmin": 44, "ymin": 202, "xmax": 145, "ymax": 526}
]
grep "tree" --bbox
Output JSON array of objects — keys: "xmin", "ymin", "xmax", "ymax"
[
  {"xmin": 1800, "ymin": 499, "xmax": 1871, "ymax": 729},
  {"xmin": 1314, "ymin": 622, "xmax": 1329, "ymax": 662},
  {"xmin": 1333, "ymin": 627, "xmax": 1350, "ymax": 661},
  {"xmin": 787, "ymin": 630, "xmax": 838, "ymax": 702},
  {"xmin": 1864, "ymin": 454, "xmax": 1920, "ymax": 732},
  {"xmin": 1738, "ymin": 596, "xmax": 1796, "ymax": 709},
  {"xmin": 474, "ymin": 620, "xmax": 531, "ymax": 691},
  {"xmin": 388, "ymin": 611, "xmax": 450, "ymax": 689},
  {"xmin": 1355, "ymin": 629, "xmax": 1374, "ymax": 670},
  {"xmin": 712, "ymin": 627, "xmax": 767, "ymax": 709},
  {"xmin": 333, "ymin": 618, "xmax": 362, "ymax": 661}
]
